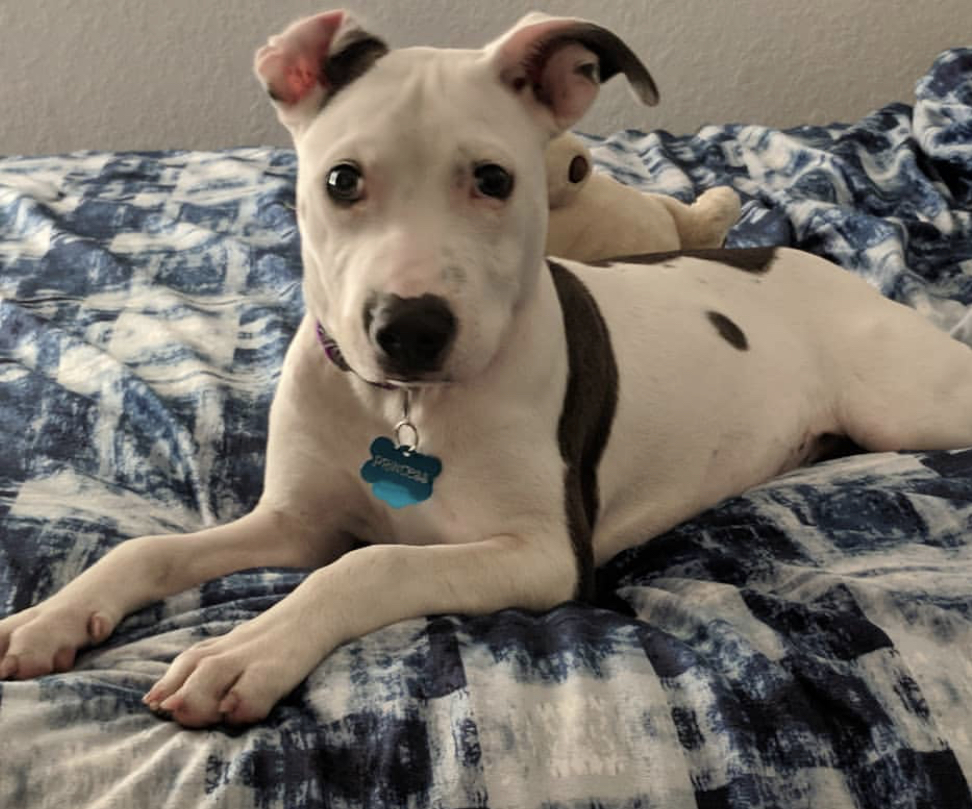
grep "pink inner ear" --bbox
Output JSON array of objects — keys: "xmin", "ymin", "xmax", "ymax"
[
  {"xmin": 495, "ymin": 18, "xmax": 603, "ymax": 132},
  {"xmin": 288, "ymin": 56, "xmax": 322, "ymax": 100},
  {"xmin": 540, "ymin": 43, "xmax": 600, "ymax": 129},
  {"xmin": 256, "ymin": 50, "xmax": 321, "ymax": 104},
  {"xmin": 255, "ymin": 10, "xmax": 346, "ymax": 106}
]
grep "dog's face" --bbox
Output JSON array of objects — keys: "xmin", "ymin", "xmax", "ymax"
[
  {"xmin": 256, "ymin": 11, "xmax": 656, "ymax": 385},
  {"xmin": 293, "ymin": 49, "xmax": 550, "ymax": 384}
]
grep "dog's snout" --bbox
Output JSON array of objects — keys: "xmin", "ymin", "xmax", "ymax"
[{"xmin": 368, "ymin": 294, "xmax": 456, "ymax": 376}]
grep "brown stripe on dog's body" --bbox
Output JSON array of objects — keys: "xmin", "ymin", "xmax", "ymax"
[
  {"xmin": 547, "ymin": 260, "xmax": 619, "ymax": 602},
  {"xmin": 590, "ymin": 246, "xmax": 778, "ymax": 274}
]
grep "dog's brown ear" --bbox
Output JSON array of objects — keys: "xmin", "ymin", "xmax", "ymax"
[
  {"xmin": 255, "ymin": 10, "xmax": 388, "ymax": 135},
  {"xmin": 485, "ymin": 12, "xmax": 658, "ymax": 134}
]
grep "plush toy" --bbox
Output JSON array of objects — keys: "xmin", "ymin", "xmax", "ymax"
[{"xmin": 545, "ymin": 132, "xmax": 740, "ymax": 262}]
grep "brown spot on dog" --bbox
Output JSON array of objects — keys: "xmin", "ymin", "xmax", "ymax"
[{"xmin": 707, "ymin": 311, "xmax": 748, "ymax": 350}]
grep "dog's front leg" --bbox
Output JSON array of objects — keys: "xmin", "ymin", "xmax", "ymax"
[
  {"xmin": 144, "ymin": 533, "xmax": 578, "ymax": 727},
  {"xmin": 0, "ymin": 507, "xmax": 350, "ymax": 681}
]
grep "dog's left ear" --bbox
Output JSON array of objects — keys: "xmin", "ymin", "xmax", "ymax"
[
  {"xmin": 485, "ymin": 13, "xmax": 658, "ymax": 134},
  {"xmin": 254, "ymin": 10, "xmax": 388, "ymax": 136}
]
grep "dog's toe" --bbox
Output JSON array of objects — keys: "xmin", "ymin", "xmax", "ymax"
[
  {"xmin": 216, "ymin": 669, "xmax": 281, "ymax": 725},
  {"xmin": 4, "ymin": 649, "xmax": 53, "ymax": 679},
  {"xmin": 0, "ymin": 652, "xmax": 19, "ymax": 679}
]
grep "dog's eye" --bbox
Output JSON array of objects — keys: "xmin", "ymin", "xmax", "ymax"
[
  {"xmin": 473, "ymin": 163, "xmax": 514, "ymax": 200},
  {"xmin": 326, "ymin": 163, "xmax": 365, "ymax": 204}
]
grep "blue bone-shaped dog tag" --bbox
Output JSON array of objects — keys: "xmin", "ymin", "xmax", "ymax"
[{"xmin": 360, "ymin": 436, "xmax": 442, "ymax": 508}]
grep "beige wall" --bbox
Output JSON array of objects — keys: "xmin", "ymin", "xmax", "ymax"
[{"xmin": 1, "ymin": 0, "xmax": 969, "ymax": 155}]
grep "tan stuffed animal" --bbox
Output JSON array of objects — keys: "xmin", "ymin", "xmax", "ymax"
[{"xmin": 545, "ymin": 132, "xmax": 741, "ymax": 262}]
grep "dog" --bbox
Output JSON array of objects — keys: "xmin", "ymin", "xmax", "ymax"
[{"xmin": 3, "ymin": 10, "xmax": 972, "ymax": 729}]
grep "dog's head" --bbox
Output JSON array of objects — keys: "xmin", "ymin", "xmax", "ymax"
[{"xmin": 256, "ymin": 10, "xmax": 656, "ymax": 385}]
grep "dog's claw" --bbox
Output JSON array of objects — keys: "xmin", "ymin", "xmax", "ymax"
[{"xmin": 142, "ymin": 684, "xmax": 164, "ymax": 710}]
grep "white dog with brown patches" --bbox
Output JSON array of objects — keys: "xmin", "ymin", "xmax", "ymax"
[{"xmin": 2, "ymin": 10, "xmax": 972, "ymax": 728}]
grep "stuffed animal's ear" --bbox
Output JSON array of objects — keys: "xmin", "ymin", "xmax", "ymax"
[
  {"xmin": 485, "ymin": 12, "xmax": 658, "ymax": 134},
  {"xmin": 254, "ymin": 10, "xmax": 388, "ymax": 135}
]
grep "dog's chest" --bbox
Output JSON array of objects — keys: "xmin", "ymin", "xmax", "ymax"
[
  {"xmin": 364, "ymin": 489, "xmax": 471, "ymax": 547},
  {"xmin": 353, "ymin": 416, "xmax": 566, "ymax": 548}
]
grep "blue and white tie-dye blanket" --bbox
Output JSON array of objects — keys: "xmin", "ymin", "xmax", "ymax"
[{"xmin": 1, "ymin": 49, "xmax": 971, "ymax": 809}]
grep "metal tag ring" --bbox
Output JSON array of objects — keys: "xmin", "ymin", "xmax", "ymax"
[{"xmin": 394, "ymin": 419, "xmax": 420, "ymax": 453}]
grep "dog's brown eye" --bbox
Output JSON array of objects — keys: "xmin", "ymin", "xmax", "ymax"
[
  {"xmin": 326, "ymin": 163, "xmax": 364, "ymax": 204},
  {"xmin": 474, "ymin": 163, "xmax": 514, "ymax": 200}
]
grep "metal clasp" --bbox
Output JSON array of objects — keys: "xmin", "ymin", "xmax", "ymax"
[{"xmin": 394, "ymin": 389, "xmax": 419, "ymax": 453}]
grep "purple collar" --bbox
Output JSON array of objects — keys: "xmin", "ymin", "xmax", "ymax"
[
  {"xmin": 314, "ymin": 321, "xmax": 352, "ymax": 372},
  {"xmin": 315, "ymin": 321, "xmax": 397, "ymax": 390}
]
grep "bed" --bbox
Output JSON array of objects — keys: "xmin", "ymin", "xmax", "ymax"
[{"xmin": 1, "ymin": 47, "xmax": 971, "ymax": 809}]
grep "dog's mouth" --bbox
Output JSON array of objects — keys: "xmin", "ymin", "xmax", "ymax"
[
  {"xmin": 376, "ymin": 360, "xmax": 456, "ymax": 388},
  {"xmin": 381, "ymin": 375, "xmax": 454, "ymax": 389}
]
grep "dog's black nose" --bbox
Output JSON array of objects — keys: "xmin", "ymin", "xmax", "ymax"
[{"xmin": 369, "ymin": 294, "xmax": 456, "ymax": 375}]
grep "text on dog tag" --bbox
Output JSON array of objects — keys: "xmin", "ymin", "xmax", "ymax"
[{"xmin": 360, "ymin": 436, "xmax": 442, "ymax": 508}]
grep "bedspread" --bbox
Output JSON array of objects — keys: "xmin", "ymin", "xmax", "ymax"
[{"xmin": 1, "ymin": 49, "xmax": 971, "ymax": 809}]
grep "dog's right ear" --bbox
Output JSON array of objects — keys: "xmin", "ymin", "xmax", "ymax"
[{"xmin": 254, "ymin": 10, "xmax": 388, "ymax": 135}]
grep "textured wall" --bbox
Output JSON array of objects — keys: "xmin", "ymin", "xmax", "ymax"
[{"xmin": 1, "ymin": 0, "xmax": 968, "ymax": 155}]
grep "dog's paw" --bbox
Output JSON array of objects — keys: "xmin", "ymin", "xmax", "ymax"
[
  {"xmin": 0, "ymin": 601, "xmax": 117, "ymax": 679},
  {"xmin": 143, "ymin": 619, "xmax": 318, "ymax": 728}
]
